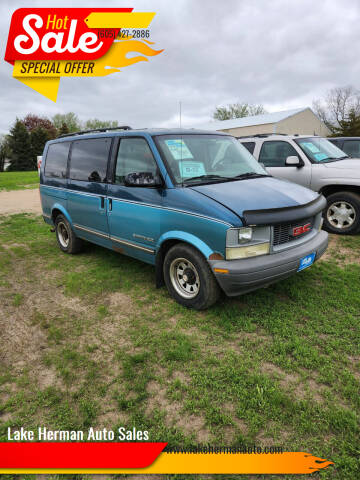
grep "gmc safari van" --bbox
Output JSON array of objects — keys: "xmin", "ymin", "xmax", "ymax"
[{"xmin": 40, "ymin": 127, "xmax": 328, "ymax": 309}]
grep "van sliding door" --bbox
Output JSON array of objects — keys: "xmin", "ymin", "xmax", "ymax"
[{"xmin": 67, "ymin": 137, "xmax": 112, "ymax": 246}]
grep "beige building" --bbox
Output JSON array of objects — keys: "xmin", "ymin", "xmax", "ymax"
[{"xmin": 195, "ymin": 107, "xmax": 330, "ymax": 137}]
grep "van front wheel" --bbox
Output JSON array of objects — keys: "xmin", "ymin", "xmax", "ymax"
[
  {"xmin": 163, "ymin": 243, "xmax": 220, "ymax": 310},
  {"xmin": 55, "ymin": 214, "xmax": 83, "ymax": 254},
  {"xmin": 323, "ymin": 191, "xmax": 360, "ymax": 234}
]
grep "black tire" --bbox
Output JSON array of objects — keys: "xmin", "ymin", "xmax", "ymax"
[
  {"xmin": 323, "ymin": 191, "xmax": 360, "ymax": 235},
  {"xmin": 163, "ymin": 243, "xmax": 221, "ymax": 310},
  {"xmin": 55, "ymin": 214, "xmax": 83, "ymax": 254}
]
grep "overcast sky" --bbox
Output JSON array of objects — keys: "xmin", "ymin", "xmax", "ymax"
[{"xmin": 1, "ymin": 0, "xmax": 359, "ymax": 133}]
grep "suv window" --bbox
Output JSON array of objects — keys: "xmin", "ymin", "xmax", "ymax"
[
  {"xmin": 342, "ymin": 140, "xmax": 360, "ymax": 158},
  {"xmin": 241, "ymin": 142, "xmax": 255, "ymax": 154},
  {"xmin": 115, "ymin": 137, "xmax": 158, "ymax": 185},
  {"xmin": 44, "ymin": 142, "xmax": 70, "ymax": 178},
  {"xmin": 69, "ymin": 138, "xmax": 111, "ymax": 182},
  {"xmin": 259, "ymin": 141, "xmax": 299, "ymax": 167},
  {"xmin": 295, "ymin": 137, "xmax": 347, "ymax": 163}
]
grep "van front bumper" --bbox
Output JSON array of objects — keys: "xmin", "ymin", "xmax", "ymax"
[{"xmin": 210, "ymin": 230, "xmax": 328, "ymax": 297}]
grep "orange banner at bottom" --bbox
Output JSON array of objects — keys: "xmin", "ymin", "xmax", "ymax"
[{"xmin": 0, "ymin": 452, "xmax": 333, "ymax": 475}]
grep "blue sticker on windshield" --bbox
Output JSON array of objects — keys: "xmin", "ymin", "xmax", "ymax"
[
  {"xmin": 165, "ymin": 139, "xmax": 193, "ymax": 160},
  {"xmin": 302, "ymin": 142, "xmax": 320, "ymax": 153},
  {"xmin": 314, "ymin": 152, "xmax": 328, "ymax": 161},
  {"xmin": 179, "ymin": 161, "xmax": 206, "ymax": 178}
]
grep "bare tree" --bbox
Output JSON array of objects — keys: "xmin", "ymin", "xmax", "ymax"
[{"xmin": 313, "ymin": 86, "xmax": 360, "ymax": 134}]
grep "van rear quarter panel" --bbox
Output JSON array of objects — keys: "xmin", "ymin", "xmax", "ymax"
[
  {"xmin": 40, "ymin": 146, "xmax": 68, "ymax": 222},
  {"xmin": 40, "ymin": 184, "xmax": 67, "ymax": 220}
]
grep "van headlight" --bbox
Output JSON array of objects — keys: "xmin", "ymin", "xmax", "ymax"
[
  {"xmin": 226, "ymin": 226, "xmax": 271, "ymax": 260},
  {"xmin": 238, "ymin": 227, "xmax": 252, "ymax": 243}
]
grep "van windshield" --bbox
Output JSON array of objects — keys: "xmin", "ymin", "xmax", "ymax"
[
  {"xmin": 295, "ymin": 137, "xmax": 349, "ymax": 163},
  {"xmin": 155, "ymin": 134, "xmax": 268, "ymax": 186}
]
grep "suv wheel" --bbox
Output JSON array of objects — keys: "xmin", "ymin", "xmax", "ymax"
[
  {"xmin": 163, "ymin": 243, "xmax": 221, "ymax": 310},
  {"xmin": 55, "ymin": 214, "xmax": 83, "ymax": 253},
  {"xmin": 323, "ymin": 191, "xmax": 360, "ymax": 234}
]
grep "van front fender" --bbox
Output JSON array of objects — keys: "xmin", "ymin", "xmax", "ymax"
[{"xmin": 157, "ymin": 231, "xmax": 214, "ymax": 259}]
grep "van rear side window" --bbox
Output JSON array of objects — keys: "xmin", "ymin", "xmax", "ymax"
[
  {"xmin": 45, "ymin": 142, "xmax": 70, "ymax": 178},
  {"xmin": 69, "ymin": 138, "xmax": 111, "ymax": 183}
]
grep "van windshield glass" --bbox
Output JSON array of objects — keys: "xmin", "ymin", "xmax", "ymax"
[
  {"xmin": 295, "ymin": 137, "xmax": 348, "ymax": 163},
  {"xmin": 155, "ymin": 134, "xmax": 268, "ymax": 185}
]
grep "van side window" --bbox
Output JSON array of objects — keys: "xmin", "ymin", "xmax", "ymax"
[
  {"xmin": 241, "ymin": 142, "xmax": 255, "ymax": 154},
  {"xmin": 44, "ymin": 142, "xmax": 70, "ymax": 178},
  {"xmin": 259, "ymin": 141, "xmax": 299, "ymax": 167},
  {"xmin": 115, "ymin": 138, "xmax": 158, "ymax": 184},
  {"xmin": 69, "ymin": 138, "xmax": 111, "ymax": 182}
]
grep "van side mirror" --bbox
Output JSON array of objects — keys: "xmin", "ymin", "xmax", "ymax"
[
  {"xmin": 124, "ymin": 172, "xmax": 162, "ymax": 187},
  {"xmin": 285, "ymin": 155, "xmax": 302, "ymax": 167}
]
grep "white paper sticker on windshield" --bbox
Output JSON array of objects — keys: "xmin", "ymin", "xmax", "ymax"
[
  {"xmin": 165, "ymin": 139, "xmax": 193, "ymax": 160},
  {"xmin": 179, "ymin": 161, "xmax": 205, "ymax": 178},
  {"xmin": 302, "ymin": 142, "xmax": 320, "ymax": 153}
]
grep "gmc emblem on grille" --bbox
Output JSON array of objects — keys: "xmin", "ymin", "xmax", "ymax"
[{"xmin": 292, "ymin": 223, "xmax": 311, "ymax": 237}]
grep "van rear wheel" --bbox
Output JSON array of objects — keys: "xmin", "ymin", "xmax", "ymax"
[
  {"xmin": 323, "ymin": 191, "xmax": 360, "ymax": 235},
  {"xmin": 163, "ymin": 243, "xmax": 220, "ymax": 310},
  {"xmin": 55, "ymin": 214, "xmax": 83, "ymax": 254}
]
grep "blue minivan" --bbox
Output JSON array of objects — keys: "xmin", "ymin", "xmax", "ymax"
[{"xmin": 40, "ymin": 127, "xmax": 328, "ymax": 309}]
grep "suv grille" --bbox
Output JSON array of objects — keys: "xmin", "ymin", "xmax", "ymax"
[{"xmin": 273, "ymin": 217, "xmax": 314, "ymax": 246}]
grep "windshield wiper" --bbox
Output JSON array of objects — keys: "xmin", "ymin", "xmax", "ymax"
[
  {"xmin": 183, "ymin": 172, "xmax": 270, "ymax": 186},
  {"xmin": 232, "ymin": 172, "xmax": 270, "ymax": 180},
  {"xmin": 183, "ymin": 174, "xmax": 233, "ymax": 184}
]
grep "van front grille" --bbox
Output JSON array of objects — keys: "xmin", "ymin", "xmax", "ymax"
[{"xmin": 273, "ymin": 217, "xmax": 314, "ymax": 246}]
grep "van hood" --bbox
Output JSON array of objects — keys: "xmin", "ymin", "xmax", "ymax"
[
  {"xmin": 190, "ymin": 176, "xmax": 318, "ymax": 219},
  {"xmin": 323, "ymin": 159, "xmax": 360, "ymax": 169}
]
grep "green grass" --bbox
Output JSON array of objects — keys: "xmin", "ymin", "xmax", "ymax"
[
  {"xmin": 0, "ymin": 171, "xmax": 39, "ymax": 191},
  {"xmin": 0, "ymin": 214, "xmax": 359, "ymax": 479}
]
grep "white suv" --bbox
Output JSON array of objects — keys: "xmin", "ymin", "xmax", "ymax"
[{"xmin": 239, "ymin": 134, "xmax": 360, "ymax": 235}]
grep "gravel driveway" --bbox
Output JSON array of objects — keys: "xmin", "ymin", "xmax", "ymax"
[{"xmin": 0, "ymin": 189, "xmax": 42, "ymax": 215}]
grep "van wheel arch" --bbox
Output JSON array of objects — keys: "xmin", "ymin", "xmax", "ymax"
[{"xmin": 51, "ymin": 208, "xmax": 63, "ymax": 223}]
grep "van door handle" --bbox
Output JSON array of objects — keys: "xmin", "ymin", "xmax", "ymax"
[
  {"xmin": 100, "ymin": 196, "xmax": 105, "ymax": 209},
  {"xmin": 108, "ymin": 198, "xmax": 112, "ymax": 211}
]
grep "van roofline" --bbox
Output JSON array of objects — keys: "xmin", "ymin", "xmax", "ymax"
[
  {"xmin": 47, "ymin": 128, "xmax": 232, "ymax": 143},
  {"xmin": 59, "ymin": 125, "xmax": 132, "ymax": 138}
]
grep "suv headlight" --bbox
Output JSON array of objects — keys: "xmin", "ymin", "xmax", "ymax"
[{"xmin": 226, "ymin": 226, "xmax": 271, "ymax": 260}]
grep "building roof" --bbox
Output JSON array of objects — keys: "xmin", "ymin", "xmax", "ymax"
[{"xmin": 192, "ymin": 107, "xmax": 309, "ymax": 131}]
